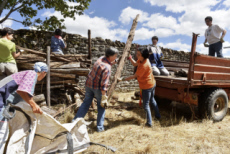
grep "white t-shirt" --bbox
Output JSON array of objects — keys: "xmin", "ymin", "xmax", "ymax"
[{"xmin": 205, "ymin": 24, "xmax": 224, "ymax": 45}]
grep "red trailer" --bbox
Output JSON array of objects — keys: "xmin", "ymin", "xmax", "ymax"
[{"xmin": 155, "ymin": 33, "xmax": 229, "ymax": 121}]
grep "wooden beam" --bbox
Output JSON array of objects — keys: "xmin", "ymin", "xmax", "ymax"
[
  {"xmin": 107, "ymin": 14, "xmax": 140, "ymax": 102},
  {"xmin": 195, "ymin": 53, "xmax": 230, "ymax": 67},
  {"xmin": 46, "ymin": 46, "xmax": 51, "ymax": 107},
  {"xmin": 16, "ymin": 46, "xmax": 71, "ymax": 62},
  {"xmin": 88, "ymin": 29, "xmax": 92, "ymax": 59},
  {"xmin": 50, "ymin": 68, "xmax": 90, "ymax": 76}
]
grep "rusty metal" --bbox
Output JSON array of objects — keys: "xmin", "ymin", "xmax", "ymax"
[
  {"xmin": 155, "ymin": 87, "xmax": 198, "ymax": 105},
  {"xmin": 202, "ymin": 73, "xmax": 206, "ymax": 84},
  {"xmin": 194, "ymin": 72, "xmax": 230, "ymax": 81},
  {"xmin": 195, "ymin": 54, "xmax": 230, "ymax": 67},
  {"xmin": 188, "ymin": 33, "xmax": 199, "ymax": 86},
  {"xmin": 160, "ymin": 61, "xmax": 189, "ymax": 68},
  {"xmin": 154, "ymin": 33, "xmax": 230, "ymax": 108},
  {"xmin": 194, "ymin": 64, "xmax": 230, "ymax": 73}
]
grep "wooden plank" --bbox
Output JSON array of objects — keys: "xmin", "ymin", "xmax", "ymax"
[
  {"xmin": 194, "ymin": 64, "xmax": 230, "ymax": 73},
  {"xmin": 165, "ymin": 67, "xmax": 188, "ymax": 72},
  {"xmin": 159, "ymin": 61, "xmax": 189, "ymax": 68},
  {"xmin": 195, "ymin": 54, "xmax": 230, "ymax": 67},
  {"xmin": 16, "ymin": 45, "xmax": 71, "ymax": 62},
  {"xmin": 192, "ymin": 80, "xmax": 230, "ymax": 87},
  {"xmin": 37, "ymin": 80, "xmax": 76, "ymax": 84},
  {"xmin": 18, "ymin": 62, "xmax": 80, "ymax": 70},
  {"xmin": 88, "ymin": 29, "xmax": 92, "ymax": 59},
  {"xmin": 50, "ymin": 68, "xmax": 90, "ymax": 76},
  {"xmin": 46, "ymin": 46, "xmax": 51, "ymax": 107},
  {"xmin": 193, "ymin": 71, "xmax": 230, "ymax": 80},
  {"xmin": 50, "ymin": 72, "xmax": 76, "ymax": 79},
  {"xmin": 107, "ymin": 14, "xmax": 140, "ymax": 102}
]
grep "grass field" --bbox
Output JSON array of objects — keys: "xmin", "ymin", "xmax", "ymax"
[{"xmin": 63, "ymin": 92, "xmax": 230, "ymax": 154}]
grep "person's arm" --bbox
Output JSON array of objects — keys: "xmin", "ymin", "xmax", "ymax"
[
  {"xmin": 203, "ymin": 39, "xmax": 209, "ymax": 47},
  {"xmin": 100, "ymin": 69, "xmax": 110, "ymax": 95},
  {"xmin": 123, "ymin": 74, "xmax": 137, "ymax": 81},
  {"xmin": 128, "ymin": 55, "xmax": 138, "ymax": 67},
  {"xmin": 12, "ymin": 52, "xmax": 21, "ymax": 59},
  {"xmin": 220, "ymin": 30, "xmax": 227, "ymax": 42},
  {"xmin": 60, "ymin": 39, "xmax": 67, "ymax": 49},
  {"xmin": 204, "ymin": 38, "xmax": 207, "ymax": 44},
  {"xmin": 17, "ymin": 91, "xmax": 43, "ymax": 114}
]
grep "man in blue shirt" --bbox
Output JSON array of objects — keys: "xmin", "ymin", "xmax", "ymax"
[{"xmin": 147, "ymin": 36, "xmax": 169, "ymax": 76}]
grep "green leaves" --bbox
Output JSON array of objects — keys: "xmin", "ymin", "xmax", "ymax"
[{"xmin": 0, "ymin": 0, "xmax": 91, "ymax": 30}]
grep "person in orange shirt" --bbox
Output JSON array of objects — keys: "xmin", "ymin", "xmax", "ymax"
[{"xmin": 118, "ymin": 48, "xmax": 161, "ymax": 127}]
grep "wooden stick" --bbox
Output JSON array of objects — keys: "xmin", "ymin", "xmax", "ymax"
[
  {"xmin": 88, "ymin": 29, "xmax": 92, "ymax": 59},
  {"xmin": 107, "ymin": 14, "xmax": 140, "ymax": 102},
  {"xmin": 46, "ymin": 46, "xmax": 51, "ymax": 107}
]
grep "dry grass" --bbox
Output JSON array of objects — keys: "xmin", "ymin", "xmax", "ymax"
[{"xmin": 73, "ymin": 91, "xmax": 230, "ymax": 154}]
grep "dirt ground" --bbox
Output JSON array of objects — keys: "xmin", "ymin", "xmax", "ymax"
[{"xmin": 63, "ymin": 92, "xmax": 230, "ymax": 154}]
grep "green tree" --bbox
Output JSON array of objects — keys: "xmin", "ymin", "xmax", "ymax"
[{"xmin": 0, "ymin": 0, "xmax": 91, "ymax": 30}]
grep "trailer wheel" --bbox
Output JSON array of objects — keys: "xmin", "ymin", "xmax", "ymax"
[{"xmin": 204, "ymin": 88, "xmax": 228, "ymax": 122}]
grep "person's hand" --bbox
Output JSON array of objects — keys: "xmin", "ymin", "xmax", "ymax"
[
  {"xmin": 127, "ymin": 54, "xmax": 132, "ymax": 60},
  {"xmin": 117, "ymin": 77, "xmax": 125, "ymax": 82},
  {"xmin": 101, "ymin": 95, "xmax": 108, "ymax": 108},
  {"xmin": 31, "ymin": 102, "xmax": 43, "ymax": 114},
  {"xmin": 203, "ymin": 43, "xmax": 209, "ymax": 47},
  {"xmin": 220, "ymin": 37, "xmax": 225, "ymax": 43}
]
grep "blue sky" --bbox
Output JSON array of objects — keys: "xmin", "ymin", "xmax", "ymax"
[{"xmin": 1, "ymin": 0, "xmax": 230, "ymax": 56}]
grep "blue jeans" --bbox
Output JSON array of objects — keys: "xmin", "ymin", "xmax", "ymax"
[
  {"xmin": 73, "ymin": 86, "xmax": 105, "ymax": 131},
  {"xmin": 142, "ymin": 84, "xmax": 161, "ymax": 126},
  {"xmin": 209, "ymin": 41, "xmax": 223, "ymax": 57}
]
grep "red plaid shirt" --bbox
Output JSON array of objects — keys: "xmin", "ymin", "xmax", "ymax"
[{"xmin": 85, "ymin": 56, "xmax": 111, "ymax": 91}]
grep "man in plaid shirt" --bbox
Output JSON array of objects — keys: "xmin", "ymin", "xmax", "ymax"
[{"xmin": 73, "ymin": 47, "xmax": 118, "ymax": 132}]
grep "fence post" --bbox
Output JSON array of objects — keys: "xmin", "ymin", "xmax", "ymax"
[{"xmin": 46, "ymin": 46, "xmax": 51, "ymax": 107}]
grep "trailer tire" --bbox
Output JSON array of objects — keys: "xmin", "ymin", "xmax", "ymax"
[{"xmin": 205, "ymin": 88, "xmax": 228, "ymax": 122}]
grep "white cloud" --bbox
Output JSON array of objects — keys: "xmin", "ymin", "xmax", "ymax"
[
  {"xmin": 154, "ymin": 28, "xmax": 175, "ymax": 37},
  {"xmin": 223, "ymin": 0, "xmax": 230, "ymax": 7},
  {"xmin": 143, "ymin": 0, "xmax": 220, "ymax": 13},
  {"xmin": 143, "ymin": 13, "xmax": 177, "ymax": 29},
  {"xmin": 158, "ymin": 39, "xmax": 191, "ymax": 52},
  {"xmin": 88, "ymin": 11, "xmax": 95, "ymax": 15},
  {"xmin": 134, "ymin": 27, "xmax": 154, "ymax": 41},
  {"xmin": 119, "ymin": 6, "xmax": 149, "ymax": 25},
  {"xmin": 158, "ymin": 39, "xmax": 230, "ymax": 57},
  {"xmin": 42, "ymin": 11, "xmax": 128, "ymax": 41},
  {"xmin": 117, "ymin": 1, "xmax": 230, "ymax": 39}
]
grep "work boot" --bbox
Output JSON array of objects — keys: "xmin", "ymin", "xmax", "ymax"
[{"xmin": 145, "ymin": 123, "xmax": 152, "ymax": 127}]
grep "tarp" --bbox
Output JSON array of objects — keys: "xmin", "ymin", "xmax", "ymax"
[{"xmin": 3, "ymin": 101, "xmax": 90, "ymax": 154}]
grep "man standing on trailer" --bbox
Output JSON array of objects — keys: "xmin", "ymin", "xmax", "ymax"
[{"xmin": 203, "ymin": 16, "xmax": 226, "ymax": 57}]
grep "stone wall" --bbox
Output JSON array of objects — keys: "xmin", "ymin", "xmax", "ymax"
[{"xmin": 6, "ymin": 29, "xmax": 190, "ymax": 92}]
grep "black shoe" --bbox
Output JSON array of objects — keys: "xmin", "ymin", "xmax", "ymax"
[
  {"xmin": 154, "ymin": 117, "xmax": 161, "ymax": 121},
  {"xmin": 145, "ymin": 123, "xmax": 152, "ymax": 127}
]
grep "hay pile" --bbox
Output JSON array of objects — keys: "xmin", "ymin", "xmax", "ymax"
[{"xmin": 72, "ymin": 92, "xmax": 230, "ymax": 154}]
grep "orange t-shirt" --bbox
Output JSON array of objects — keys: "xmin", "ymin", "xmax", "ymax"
[{"xmin": 135, "ymin": 59, "xmax": 155, "ymax": 90}]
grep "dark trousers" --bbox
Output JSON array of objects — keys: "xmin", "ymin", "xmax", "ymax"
[{"xmin": 209, "ymin": 41, "xmax": 223, "ymax": 57}]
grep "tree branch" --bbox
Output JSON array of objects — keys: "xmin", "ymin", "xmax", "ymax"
[
  {"xmin": 0, "ymin": 0, "xmax": 8, "ymax": 16},
  {"xmin": 0, "ymin": 2, "xmax": 19, "ymax": 24},
  {"xmin": 7, "ymin": 18, "xmax": 23, "ymax": 23},
  {"xmin": 12, "ymin": 4, "xmax": 23, "ymax": 12}
]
